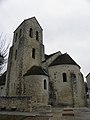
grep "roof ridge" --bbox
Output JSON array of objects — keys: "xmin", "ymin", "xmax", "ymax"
[{"xmin": 14, "ymin": 17, "xmax": 42, "ymax": 33}]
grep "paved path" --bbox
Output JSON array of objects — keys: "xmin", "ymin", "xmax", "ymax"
[
  {"xmin": 74, "ymin": 108, "xmax": 90, "ymax": 120},
  {"xmin": 0, "ymin": 107, "xmax": 90, "ymax": 120},
  {"xmin": 51, "ymin": 107, "xmax": 90, "ymax": 120}
]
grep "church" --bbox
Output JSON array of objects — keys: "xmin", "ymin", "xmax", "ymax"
[{"xmin": 0, "ymin": 17, "xmax": 87, "ymax": 111}]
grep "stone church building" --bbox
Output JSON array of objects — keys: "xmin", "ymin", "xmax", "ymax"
[{"xmin": 0, "ymin": 17, "xmax": 86, "ymax": 111}]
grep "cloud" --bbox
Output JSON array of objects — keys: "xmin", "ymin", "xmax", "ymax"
[
  {"xmin": 0, "ymin": 0, "xmax": 4, "ymax": 2},
  {"xmin": 0, "ymin": 0, "xmax": 7, "ymax": 5}
]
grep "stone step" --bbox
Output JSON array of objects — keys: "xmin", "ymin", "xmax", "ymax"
[
  {"xmin": 62, "ymin": 108, "xmax": 74, "ymax": 116},
  {"xmin": 62, "ymin": 111, "xmax": 74, "ymax": 116}
]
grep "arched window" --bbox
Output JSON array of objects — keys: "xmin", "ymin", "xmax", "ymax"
[
  {"xmin": 19, "ymin": 29, "xmax": 22, "ymax": 38},
  {"xmin": 15, "ymin": 50, "xmax": 17, "ymax": 60},
  {"xmin": 29, "ymin": 28, "xmax": 33, "ymax": 38},
  {"xmin": 36, "ymin": 31, "xmax": 39, "ymax": 41},
  {"xmin": 32, "ymin": 48, "xmax": 35, "ymax": 59},
  {"xmin": 63, "ymin": 73, "xmax": 67, "ymax": 82},
  {"xmin": 1, "ymin": 87, "xmax": 3, "ymax": 90},
  {"xmin": 15, "ymin": 33, "xmax": 18, "ymax": 42},
  {"xmin": 44, "ymin": 79, "xmax": 47, "ymax": 90}
]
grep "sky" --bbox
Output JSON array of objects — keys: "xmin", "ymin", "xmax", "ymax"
[{"xmin": 0, "ymin": 0, "xmax": 90, "ymax": 80}]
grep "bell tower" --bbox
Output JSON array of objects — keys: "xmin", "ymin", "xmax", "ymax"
[{"xmin": 6, "ymin": 17, "xmax": 45, "ymax": 96}]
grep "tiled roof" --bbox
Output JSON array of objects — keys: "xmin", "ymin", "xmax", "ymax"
[
  {"xmin": 49, "ymin": 53, "xmax": 80, "ymax": 68},
  {"xmin": 0, "ymin": 71, "xmax": 6, "ymax": 85},
  {"xmin": 24, "ymin": 66, "xmax": 48, "ymax": 76}
]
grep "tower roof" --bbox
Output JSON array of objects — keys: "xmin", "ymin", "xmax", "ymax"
[
  {"xmin": 24, "ymin": 66, "xmax": 48, "ymax": 76},
  {"xmin": 49, "ymin": 53, "xmax": 80, "ymax": 68},
  {"xmin": 25, "ymin": 17, "xmax": 43, "ymax": 30},
  {"xmin": 14, "ymin": 17, "xmax": 43, "ymax": 33}
]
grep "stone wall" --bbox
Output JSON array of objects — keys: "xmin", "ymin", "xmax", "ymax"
[
  {"xmin": 0, "ymin": 96, "xmax": 51, "ymax": 112},
  {"xmin": 23, "ymin": 75, "xmax": 49, "ymax": 104},
  {"xmin": 48, "ymin": 64, "xmax": 86, "ymax": 107},
  {"xmin": 0, "ymin": 96, "xmax": 32, "ymax": 112}
]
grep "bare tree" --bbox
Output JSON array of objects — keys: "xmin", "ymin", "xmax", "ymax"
[{"xmin": 0, "ymin": 33, "xmax": 11, "ymax": 75}]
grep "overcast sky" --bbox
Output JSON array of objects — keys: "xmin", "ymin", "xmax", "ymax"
[{"xmin": 0, "ymin": 0, "xmax": 90, "ymax": 79}]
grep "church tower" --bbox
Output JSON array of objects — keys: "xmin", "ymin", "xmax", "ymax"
[{"xmin": 6, "ymin": 17, "xmax": 45, "ymax": 96}]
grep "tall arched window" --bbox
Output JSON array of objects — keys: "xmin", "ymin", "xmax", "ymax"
[
  {"xmin": 32, "ymin": 48, "xmax": 35, "ymax": 59},
  {"xmin": 44, "ymin": 79, "xmax": 47, "ymax": 90},
  {"xmin": 36, "ymin": 31, "xmax": 39, "ymax": 41},
  {"xmin": 63, "ymin": 73, "xmax": 67, "ymax": 82},
  {"xmin": 15, "ymin": 50, "xmax": 17, "ymax": 60},
  {"xmin": 19, "ymin": 29, "xmax": 22, "ymax": 38},
  {"xmin": 29, "ymin": 28, "xmax": 33, "ymax": 38},
  {"xmin": 15, "ymin": 33, "xmax": 18, "ymax": 42}
]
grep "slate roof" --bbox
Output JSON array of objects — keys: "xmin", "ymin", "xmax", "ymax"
[
  {"xmin": 49, "ymin": 53, "xmax": 80, "ymax": 68},
  {"xmin": 0, "ymin": 71, "xmax": 6, "ymax": 85},
  {"xmin": 86, "ymin": 73, "xmax": 90, "ymax": 78},
  {"xmin": 24, "ymin": 66, "xmax": 48, "ymax": 76}
]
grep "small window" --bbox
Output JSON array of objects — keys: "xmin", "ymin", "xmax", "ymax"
[
  {"xmin": 15, "ymin": 33, "xmax": 18, "ymax": 42},
  {"xmin": 36, "ymin": 31, "xmax": 39, "ymax": 41},
  {"xmin": 63, "ymin": 73, "xmax": 67, "ymax": 82},
  {"xmin": 29, "ymin": 28, "xmax": 33, "ymax": 38},
  {"xmin": 1, "ymin": 87, "xmax": 3, "ymax": 90},
  {"xmin": 19, "ymin": 29, "xmax": 22, "ymax": 38},
  {"xmin": 54, "ymin": 73, "xmax": 56, "ymax": 79},
  {"xmin": 32, "ymin": 48, "xmax": 35, "ymax": 59},
  {"xmin": 15, "ymin": 50, "xmax": 17, "ymax": 60},
  {"xmin": 44, "ymin": 79, "xmax": 47, "ymax": 90}
]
